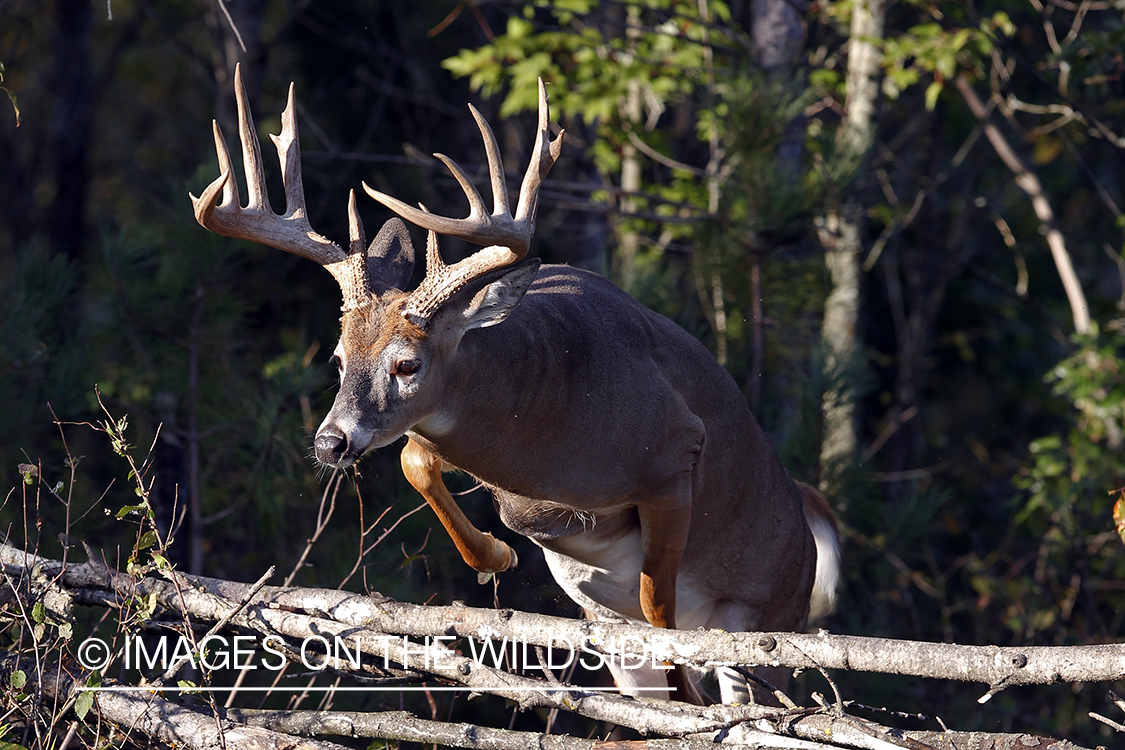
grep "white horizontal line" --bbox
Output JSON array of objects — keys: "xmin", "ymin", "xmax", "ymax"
[{"xmin": 76, "ymin": 686, "xmax": 673, "ymax": 694}]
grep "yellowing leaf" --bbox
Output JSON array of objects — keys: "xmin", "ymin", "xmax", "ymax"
[
  {"xmin": 1113, "ymin": 490, "xmax": 1125, "ymax": 545},
  {"xmin": 1032, "ymin": 136, "xmax": 1063, "ymax": 166}
]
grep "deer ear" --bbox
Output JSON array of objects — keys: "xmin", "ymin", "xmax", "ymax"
[
  {"xmin": 455, "ymin": 259, "xmax": 541, "ymax": 332},
  {"xmin": 366, "ymin": 218, "xmax": 415, "ymax": 293}
]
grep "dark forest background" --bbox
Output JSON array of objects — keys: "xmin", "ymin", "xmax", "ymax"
[{"xmin": 1, "ymin": 0, "xmax": 1124, "ymax": 746}]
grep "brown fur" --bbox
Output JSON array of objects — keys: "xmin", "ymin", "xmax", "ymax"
[{"xmin": 340, "ymin": 292, "xmax": 427, "ymax": 353}]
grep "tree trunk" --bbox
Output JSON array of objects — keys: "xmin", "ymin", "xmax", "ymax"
[
  {"xmin": 615, "ymin": 5, "xmax": 644, "ymax": 294},
  {"xmin": 745, "ymin": 0, "xmax": 808, "ymax": 416},
  {"xmin": 817, "ymin": 0, "xmax": 886, "ymax": 497},
  {"xmin": 48, "ymin": 0, "xmax": 95, "ymax": 263}
]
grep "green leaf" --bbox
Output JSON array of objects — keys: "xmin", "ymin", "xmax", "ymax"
[
  {"xmin": 924, "ymin": 80, "xmax": 943, "ymax": 111},
  {"xmin": 31, "ymin": 601, "xmax": 45, "ymax": 624},
  {"xmin": 991, "ymin": 11, "xmax": 1016, "ymax": 37},
  {"xmin": 138, "ymin": 530, "xmax": 158, "ymax": 550},
  {"xmin": 74, "ymin": 672, "xmax": 99, "ymax": 719},
  {"xmin": 9, "ymin": 670, "xmax": 26, "ymax": 689},
  {"xmin": 17, "ymin": 464, "xmax": 37, "ymax": 485},
  {"xmin": 74, "ymin": 690, "xmax": 94, "ymax": 721},
  {"xmin": 116, "ymin": 503, "xmax": 146, "ymax": 519},
  {"xmin": 135, "ymin": 592, "xmax": 158, "ymax": 621},
  {"xmin": 933, "ymin": 48, "xmax": 957, "ymax": 80}
]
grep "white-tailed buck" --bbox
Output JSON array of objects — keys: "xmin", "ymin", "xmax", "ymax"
[{"xmin": 193, "ymin": 65, "xmax": 840, "ymax": 704}]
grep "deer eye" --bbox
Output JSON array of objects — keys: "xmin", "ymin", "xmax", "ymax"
[
  {"xmin": 330, "ymin": 354, "xmax": 343, "ymax": 373},
  {"xmin": 395, "ymin": 359, "xmax": 420, "ymax": 376}
]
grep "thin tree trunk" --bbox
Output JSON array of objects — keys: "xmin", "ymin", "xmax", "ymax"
[
  {"xmin": 188, "ymin": 285, "xmax": 204, "ymax": 576},
  {"xmin": 698, "ymin": 0, "xmax": 729, "ymax": 367},
  {"xmin": 753, "ymin": 0, "xmax": 808, "ymax": 177},
  {"xmin": 746, "ymin": 0, "xmax": 808, "ymax": 417},
  {"xmin": 615, "ymin": 5, "xmax": 643, "ymax": 293},
  {"xmin": 752, "ymin": 0, "xmax": 806, "ymax": 69},
  {"xmin": 817, "ymin": 0, "xmax": 885, "ymax": 495},
  {"xmin": 48, "ymin": 0, "xmax": 94, "ymax": 263},
  {"xmin": 748, "ymin": 256, "xmax": 763, "ymax": 415}
]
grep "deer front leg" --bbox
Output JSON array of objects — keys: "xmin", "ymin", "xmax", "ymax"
[{"xmin": 400, "ymin": 438, "xmax": 517, "ymax": 574}]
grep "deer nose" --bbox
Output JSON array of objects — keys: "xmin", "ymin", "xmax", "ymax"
[{"xmin": 314, "ymin": 427, "xmax": 349, "ymax": 466}]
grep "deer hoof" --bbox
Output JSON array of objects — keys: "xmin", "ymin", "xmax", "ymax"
[{"xmin": 495, "ymin": 539, "xmax": 518, "ymax": 571}]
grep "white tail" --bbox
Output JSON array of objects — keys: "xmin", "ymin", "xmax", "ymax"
[
  {"xmin": 800, "ymin": 483, "xmax": 841, "ymax": 622},
  {"xmin": 193, "ymin": 67, "xmax": 839, "ymax": 705}
]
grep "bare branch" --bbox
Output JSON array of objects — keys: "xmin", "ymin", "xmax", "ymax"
[
  {"xmin": 0, "ymin": 652, "xmax": 350, "ymax": 750},
  {"xmin": 4, "ymin": 543, "xmax": 1122, "ymax": 690},
  {"xmin": 0, "ymin": 542, "xmax": 1099, "ymax": 750},
  {"xmin": 954, "ymin": 75, "xmax": 1091, "ymax": 336}
]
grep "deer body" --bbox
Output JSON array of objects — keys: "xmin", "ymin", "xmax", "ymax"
[
  {"xmin": 337, "ymin": 261, "xmax": 824, "ymax": 700},
  {"xmin": 405, "ymin": 264, "xmax": 817, "ymax": 629},
  {"xmin": 193, "ymin": 68, "xmax": 838, "ymax": 704}
]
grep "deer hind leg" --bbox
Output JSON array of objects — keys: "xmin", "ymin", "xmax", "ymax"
[
  {"xmin": 582, "ymin": 609, "xmax": 705, "ymax": 705},
  {"xmin": 400, "ymin": 438, "xmax": 516, "ymax": 573},
  {"xmin": 635, "ymin": 475, "xmax": 705, "ymax": 704},
  {"xmin": 701, "ymin": 601, "xmax": 792, "ymax": 706}
]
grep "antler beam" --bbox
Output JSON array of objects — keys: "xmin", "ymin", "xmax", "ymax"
[{"xmin": 190, "ymin": 63, "xmax": 370, "ymax": 310}]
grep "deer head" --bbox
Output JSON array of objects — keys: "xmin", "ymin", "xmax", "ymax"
[{"xmin": 191, "ymin": 65, "xmax": 562, "ymax": 467}]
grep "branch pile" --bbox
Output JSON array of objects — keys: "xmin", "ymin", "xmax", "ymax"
[{"xmin": 0, "ymin": 542, "xmax": 1112, "ymax": 750}]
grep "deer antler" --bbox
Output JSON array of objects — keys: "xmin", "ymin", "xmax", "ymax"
[
  {"xmin": 190, "ymin": 63, "xmax": 370, "ymax": 311},
  {"xmin": 363, "ymin": 78, "xmax": 563, "ymax": 322}
]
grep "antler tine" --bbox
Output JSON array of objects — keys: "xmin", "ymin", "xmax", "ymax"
[
  {"xmin": 347, "ymin": 189, "xmax": 366, "ymax": 256},
  {"xmin": 361, "ymin": 179, "xmax": 508, "ymax": 251},
  {"xmin": 236, "ymin": 65, "xmax": 269, "ymax": 212},
  {"xmin": 433, "ymin": 153, "xmax": 491, "ymax": 221},
  {"xmin": 191, "ymin": 117, "xmax": 239, "ymax": 231},
  {"xmin": 426, "ymin": 229, "xmax": 444, "ymax": 275},
  {"xmin": 272, "ymin": 83, "xmax": 311, "ymax": 223},
  {"xmin": 362, "ymin": 77, "xmax": 563, "ymax": 262},
  {"xmin": 418, "ymin": 203, "xmax": 447, "ymax": 275},
  {"xmin": 467, "ymin": 102, "xmax": 510, "ymax": 218},
  {"xmin": 213, "ymin": 118, "xmax": 239, "ymax": 209},
  {"xmin": 515, "ymin": 78, "xmax": 564, "ymax": 225}
]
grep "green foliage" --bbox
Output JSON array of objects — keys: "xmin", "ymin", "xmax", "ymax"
[
  {"xmin": 443, "ymin": 2, "xmax": 719, "ymax": 120},
  {"xmin": 1007, "ymin": 326, "xmax": 1125, "ymax": 642},
  {"xmin": 1018, "ymin": 328, "xmax": 1125, "ymax": 522},
  {"xmin": 881, "ymin": 10, "xmax": 1014, "ymax": 106},
  {"xmin": 0, "ymin": 243, "xmax": 89, "ymax": 456}
]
